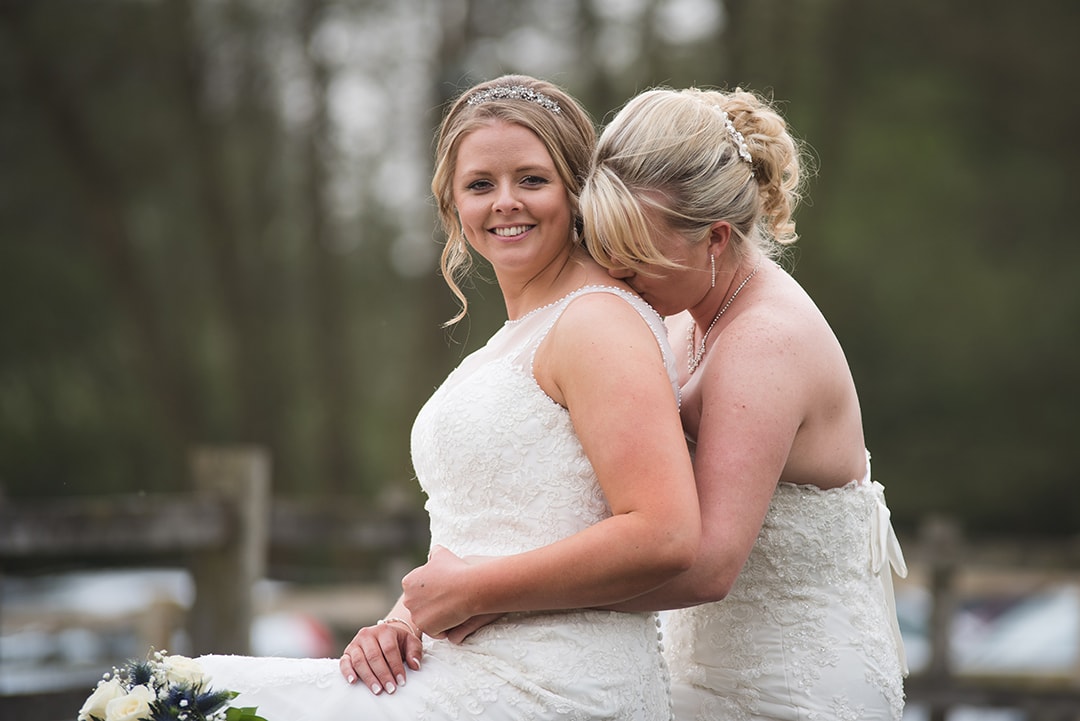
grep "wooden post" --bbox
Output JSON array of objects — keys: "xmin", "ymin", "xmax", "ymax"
[
  {"xmin": 188, "ymin": 446, "xmax": 270, "ymax": 655},
  {"xmin": 923, "ymin": 516, "xmax": 961, "ymax": 721}
]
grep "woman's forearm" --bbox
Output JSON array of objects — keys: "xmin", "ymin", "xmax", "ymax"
[
  {"xmin": 468, "ymin": 510, "xmax": 697, "ymax": 615},
  {"xmin": 402, "ymin": 507, "xmax": 697, "ymax": 635},
  {"xmin": 601, "ymin": 567, "xmax": 729, "ymax": 612}
]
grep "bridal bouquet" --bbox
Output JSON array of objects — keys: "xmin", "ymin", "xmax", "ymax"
[{"xmin": 77, "ymin": 650, "xmax": 266, "ymax": 721}]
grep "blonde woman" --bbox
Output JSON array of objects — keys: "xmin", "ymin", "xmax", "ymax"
[{"xmin": 579, "ymin": 87, "xmax": 908, "ymax": 720}]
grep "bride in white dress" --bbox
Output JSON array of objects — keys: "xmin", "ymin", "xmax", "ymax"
[
  {"xmin": 197, "ymin": 75, "xmax": 700, "ymax": 720},
  {"xmin": 576, "ymin": 86, "xmax": 909, "ymax": 719}
]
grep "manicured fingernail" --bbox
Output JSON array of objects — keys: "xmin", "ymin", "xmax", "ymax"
[
  {"xmin": 371, "ymin": 683, "xmax": 382, "ymax": 695},
  {"xmin": 385, "ymin": 681, "xmax": 396, "ymax": 694},
  {"xmin": 347, "ymin": 675, "xmax": 355, "ymax": 684},
  {"xmin": 409, "ymin": 657, "xmax": 421, "ymax": 670},
  {"xmin": 396, "ymin": 674, "xmax": 406, "ymax": 686}
]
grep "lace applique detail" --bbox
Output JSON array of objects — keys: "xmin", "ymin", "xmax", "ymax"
[
  {"xmin": 412, "ymin": 611, "xmax": 670, "ymax": 720},
  {"xmin": 665, "ymin": 475, "xmax": 906, "ymax": 720},
  {"xmin": 828, "ymin": 696, "xmax": 869, "ymax": 721}
]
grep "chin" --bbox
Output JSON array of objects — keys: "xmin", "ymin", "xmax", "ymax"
[{"xmin": 645, "ymin": 298, "xmax": 678, "ymax": 315}]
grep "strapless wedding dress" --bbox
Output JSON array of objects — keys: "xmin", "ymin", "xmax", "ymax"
[
  {"xmin": 664, "ymin": 453, "xmax": 908, "ymax": 721},
  {"xmin": 199, "ymin": 286, "xmax": 679, "ymax": 721}
]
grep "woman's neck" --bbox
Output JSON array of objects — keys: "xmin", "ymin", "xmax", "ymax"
[
  {"xmin": 689, "ymin": 254, "xmax": 765, "ymax": 330},
  {"xmin": 500, "ymin": 246, "xmax": 592, "ymax": 320}
]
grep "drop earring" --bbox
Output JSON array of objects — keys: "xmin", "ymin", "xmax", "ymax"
[{"xmin": 711, "ymin": 253, "xmax": 716, "ymax": 288}]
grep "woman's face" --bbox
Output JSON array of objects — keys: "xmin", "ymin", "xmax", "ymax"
[
  {"xmin": 604, "ymin": 209, "xmax": 711, "ymax": 317},
  {"xmin": 452, "ymin": 120, "xmax": 573, "ymax": 280}
]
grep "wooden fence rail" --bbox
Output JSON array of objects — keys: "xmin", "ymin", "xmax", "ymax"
[{"xmin": 1, "ymin": 447, "xmax": 273, "ymax": 657}]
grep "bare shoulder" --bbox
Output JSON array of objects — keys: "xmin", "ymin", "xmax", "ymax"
[
  {"xmin": 536, "ymin": 288, "xmax": 670, "ymax": 407},
  {"xmin": 703, "ymin": 268, "xmax": 848, "ymax": 412},
  {"xmin": 552, "ymin": 288, "xmax": 662, "ymax": 351},
  {"xmin": 720, "ymin": 266, "xmax": 832, "ymax": 355}
]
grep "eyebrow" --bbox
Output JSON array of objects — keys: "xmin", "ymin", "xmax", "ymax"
[{"xmin": 457, "ymin": 163, "xmax": 556, "ymax": 177}]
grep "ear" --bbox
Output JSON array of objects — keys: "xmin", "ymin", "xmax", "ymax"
[{"xmin": 708, "ymin": 221, "xmax": 733, "ymax": 254}]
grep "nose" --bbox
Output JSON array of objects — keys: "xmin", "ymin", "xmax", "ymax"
[{"xmin": 492, "ymin": 184, "xmax": 521, "ymax": 213}]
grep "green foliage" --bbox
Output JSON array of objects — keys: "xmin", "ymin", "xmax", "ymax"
[{"xmin": 225, "ymin": 707, "xmax": 267, "ymax": 721}]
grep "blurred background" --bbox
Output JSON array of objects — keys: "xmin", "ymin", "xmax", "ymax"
[{"xmin": 1, "ymin": 0, "xmax": 1077, "ymax": 719}]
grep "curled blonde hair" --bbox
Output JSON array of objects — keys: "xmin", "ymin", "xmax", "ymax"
[
  {"xmin": 582, "ymin": 87, "xmax": 806, "ymax": 273},
  {"xmin": 431, "ymin": 75, "xmax": 596, "ymax": 325}
]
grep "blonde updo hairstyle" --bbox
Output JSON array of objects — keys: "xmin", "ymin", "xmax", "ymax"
[
  {"xmin": 432, "ymin": 75, "xmax": 597, "ymax": 325},
  {"xmin": 582, "ymin": 87, "xmax": 805, "ymax": 274}
]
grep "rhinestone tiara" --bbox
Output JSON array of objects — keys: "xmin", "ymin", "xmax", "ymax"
[
  {"xmin": 714, "ymin": 107, "xmax": 753, "ymax": 166},
  {"xmin": 694, "ymin": 94, "xmax": 753, "ymax": 166},
  {"xmin": 466, "ymin": 84, "xmax": 562, "ymax": 114}
]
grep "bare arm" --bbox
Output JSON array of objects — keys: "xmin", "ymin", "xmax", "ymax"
[
  {"xmin": 608, "ymin": 309, "xmax": 805, "ymax": 611},
  {"xmin": 401, "ymin": 293, "xmax": 700, "ymax": 635}
]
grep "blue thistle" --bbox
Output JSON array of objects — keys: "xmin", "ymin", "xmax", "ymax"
[
  {"xmin": 193, "ymin": 687, "xmax": 236, "ymax": 716},
  {"xmin": 127, "ymin": 660, "xmax": 156, "ymax": 687},
  {"xmin": 147, "ymin": 704, "xmax": 178, "ymax": 721}
]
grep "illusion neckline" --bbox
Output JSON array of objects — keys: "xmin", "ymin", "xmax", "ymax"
[{"xmin": 503, "ymin": 284, "xmax": 638, "ymax": 326}]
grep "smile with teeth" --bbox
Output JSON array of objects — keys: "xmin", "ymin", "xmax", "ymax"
[{"xmin": 492, "ymin": 225, "xmax": 533, "ymax": 237}]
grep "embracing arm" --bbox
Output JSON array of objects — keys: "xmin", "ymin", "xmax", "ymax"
[
  {"xmin": 607, "ymin": 312, "xmax": 804, "ymax": 612},
  {"xmin": 401, "ymin": 293, "xmax": 700, "ymax": 635}
]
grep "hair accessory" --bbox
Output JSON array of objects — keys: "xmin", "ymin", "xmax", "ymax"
[
  {"xmin": 467, "ymin": 84, "xmax": 562, "ymax": 114},
  {"xmin": 720, "ymin": 110, "xmax": 753, "ymax": 165},
  {"xmin": 707, "ymin": 105, "xmax": 752, "ymax": 167}
]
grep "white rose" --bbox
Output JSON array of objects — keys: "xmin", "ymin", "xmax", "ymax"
[
  {"xmin": 104, "ymin": 684, "xmax": 155, "ymax": 721},
  {"xmin": 162, "ymin": 654, "xmax": 206, "ymax": 686},
  {"xmin": 78, "ymin": 677, "xmax": 126, "ymax": 721}
]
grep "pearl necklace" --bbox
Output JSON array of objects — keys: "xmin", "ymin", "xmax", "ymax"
[{"xmin": 686, "ymin": 265, "xmax": 759, "ymax": 373}]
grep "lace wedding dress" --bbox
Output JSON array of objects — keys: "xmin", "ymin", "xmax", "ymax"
[
  {"xmin": 198, "ymin": 286, "xmax": 678, "ymax": 721},
  {"xmin": 664, "ymin": 452, "xmax": 908, "ymax": 721}
]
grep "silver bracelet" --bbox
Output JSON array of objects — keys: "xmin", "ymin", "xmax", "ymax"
[{"xmin": 378, "ymin": 616, "xmax": 421, "ymax": 638}]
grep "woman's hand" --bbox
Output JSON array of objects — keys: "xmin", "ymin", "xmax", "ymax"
[
  {"xmin": 403, "ymin": 545, "xmax": 486, "ymax": 637},
  {"xmin": 401, "ymin": 545, "xmax": 471, "ymax": 637},
  {"xmin": 403, "ymin": 546, "xmax": 504, "ymax": 641},
  {"xmin": 444, "ymin": 613, "xmax": 504, "ymax": 644},
  {"xmin": 339, "ymin": 617, "xmax": 422, "ymax": 696}
]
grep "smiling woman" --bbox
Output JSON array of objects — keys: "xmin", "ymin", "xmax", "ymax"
[
  {"xmin": 451, "ymin": 120, "xmax": 574, "ymax": 298},
  {"xmin": 193, "ymin": 75, "xmax": 699, "ymax": 721},
  {"xmin": 431, "ymin": 77, "xmax": 597, "ymax": 327}
]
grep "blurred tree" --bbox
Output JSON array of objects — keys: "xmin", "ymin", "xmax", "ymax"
[
  {"xmin": 0, "ymin": 0, "xmax": 1075, "ymax": 537},
  {"xmin": 0, "ymin": 0, "xmax": 447, "ymax": 499}
]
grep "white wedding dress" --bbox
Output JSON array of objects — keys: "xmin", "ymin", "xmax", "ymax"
[
  {"xmin": 664, "ymin": 452, "xmax": 908, "ymax": 721},
  {"xmin": 198, "ymin": 286, "xmax": 679, "ymax": 721}
]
